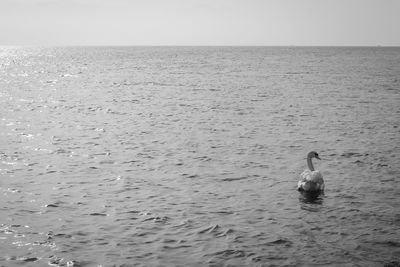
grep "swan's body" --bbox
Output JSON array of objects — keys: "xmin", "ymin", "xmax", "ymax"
[{"xmin": 298, "ymin": 151, "xmax": 324, "ymax": 192}]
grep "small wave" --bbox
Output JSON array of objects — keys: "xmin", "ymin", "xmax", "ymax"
[
  {"xmin": 60, "ymin": 73, "xmax": 78, "ymax": 78},
  {"xmin": 45, "ymin": 203, "xmax": 60, "ymax": 208},
  {"xmin": 172, "ymin": 219, "xmax": 193, "ymax": 229},
  {"xmin": 341, "ymin": 152, "xmax": 366, "ymax": 158},
  {"xmin": 89, "ymin": 212, "xmax": 108, "ymax": 217},
  {"xmin": 373, "ymin": 240, "xmax": 400, "ymax": 248},
  {"xmin": 21, "ymin": 257, "xmax": 40, "ymax": 262},
  {"xmin": 142, "ymin": 216, "xmax": 169, "ymax": 223},
  {"xmin": 197, "ymin": 224, "xmax": 234, "ymax": 237},
  {"xmin": 251, "ymin": 255, "xmax": 288, "ymax": 262},
  {"xmin": 48, "ymin": 255, "xmax": 78, "ymax": 267},
  {"xmin": 210, "ymin": 210, "xmax": 235, "ymax": 215},
  {"xmin": 221, "ymin": 177, "xmax": 247, "ymax": 182},
  {"xmin": 98, "ymin": 159, "xmax": 115, "ymax": 165},
  {"xmin": 198, "ymin": 224, "xmax": 220, "ymax": 234},
  {"xmin": 209, "ymin": 249, "xmax": 247, "ymax": 258},
  {"xmin": 52, "ymin": 148, "xmax": 72, "ymax": 154},
  {"xmin": 125, "ymin": 210, "xmax": 140, "ymax": 214},
  {"xmin": 162, "ymin": 244, "xmax": 192, "ymax": 250},
  {"xmin": 266, "ymin": 238, "xmax": 293, "ymax": 247},
  {"xmin": 216, "ymin": 229, "xmax": 234, "ymax": 237},
  {"xmin": 384, "ymin": 261, "xmax": 400, "ymax": 267},
  {"xmin": 45, "ymin": 79, "xmax": 57, "ymax": 84},
  {"xmin": 2, "ymin": 187, "xmax": 20, "ymax": 194},
  {"xmin": 5, "ymin": 256, "xmax": 40, "ymax": 263},
  {"xmin": 182, "ymin": 173, "xmax": 199, "ymax": 179},
  {"xmin": 53, "ymin": 233, "xmax": 73, "ymax": 238}
]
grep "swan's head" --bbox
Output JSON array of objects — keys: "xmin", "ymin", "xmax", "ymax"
[{"xmin": 308, "ymin": 151, "xmax": 321, "ymax": 160}]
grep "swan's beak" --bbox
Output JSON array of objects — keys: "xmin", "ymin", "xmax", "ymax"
[{"xmin": 315, "ymin": 155, "xmax": 321, "ymax": 160}]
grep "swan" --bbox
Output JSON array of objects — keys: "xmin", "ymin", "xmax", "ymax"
[{"xmin": 297, "ymin": 151, "xmax": 324, "ymax": 192}]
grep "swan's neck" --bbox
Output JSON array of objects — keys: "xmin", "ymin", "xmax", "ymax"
[{"xmin": 307, "ymin": 157, "xmax": 315, "ymax": 171}]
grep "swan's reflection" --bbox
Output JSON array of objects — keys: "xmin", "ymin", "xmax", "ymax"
[{"xmin": 299, "ymin": 191, "xmax": 324, "ymax": 205}]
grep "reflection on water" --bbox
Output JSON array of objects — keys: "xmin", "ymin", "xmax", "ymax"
[{"xmin": 299, "ymin": 191, "xmax": 324, "ymax": 205}]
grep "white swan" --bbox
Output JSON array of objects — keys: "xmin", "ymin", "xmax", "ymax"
[{"xmin": 297, "ymin": 151, "xmax": 324, "ymax": 192}]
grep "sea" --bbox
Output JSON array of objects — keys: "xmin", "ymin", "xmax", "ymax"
[{"xmin": 0, "ymin": 46, "xmax": 399, "ymax": 267}]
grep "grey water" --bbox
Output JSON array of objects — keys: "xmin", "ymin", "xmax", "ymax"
[{"xmin": 0, "ymin": 46, "xmax": 399, "ymax": 267}]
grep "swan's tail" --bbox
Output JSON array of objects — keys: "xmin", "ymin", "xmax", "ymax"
[{"xmin": 298, "ymin": 181, "xmax": 323, "ymax": 192}]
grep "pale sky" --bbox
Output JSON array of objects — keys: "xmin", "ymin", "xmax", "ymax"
[{"xmin": 0, "ymin": 0, "xmax": 399, "ymax": 46}]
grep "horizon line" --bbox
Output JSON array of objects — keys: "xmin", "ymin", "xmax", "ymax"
[{"xmin": 1, "ymin": 44, "xmax": 399, "ymax": 48}]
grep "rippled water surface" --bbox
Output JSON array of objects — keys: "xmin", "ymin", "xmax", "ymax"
[{"xmin": 0, "ymin": 47, "xmax": 399, "ymax": 266}]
